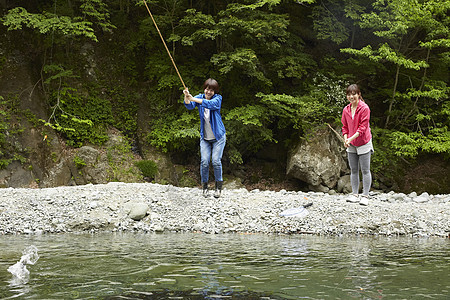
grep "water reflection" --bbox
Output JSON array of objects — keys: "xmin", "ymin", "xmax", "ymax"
[{"xmin": 0, "ymin": 233, "xmax": 448, "ymax": 299}]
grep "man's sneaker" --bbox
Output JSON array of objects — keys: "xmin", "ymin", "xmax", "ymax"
[
  {"xmin": 359, "ymin": 195, "xmax": 369, "ymax": 206},
  {"xmin": 346, "ymin": 194, "xmax": 360, "ymax": 203}
]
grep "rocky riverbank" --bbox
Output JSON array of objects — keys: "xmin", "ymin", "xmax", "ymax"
[{"xmin": 0, "ymin": 182, "xmax": 448, "ymax": 237}]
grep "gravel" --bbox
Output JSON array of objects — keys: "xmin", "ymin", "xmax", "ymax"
[{"xmin": 0, "ymin": 182, "xmax": 448, "ymax": 237}]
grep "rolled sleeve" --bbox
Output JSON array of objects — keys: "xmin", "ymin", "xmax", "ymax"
[{"xmin": 357, "ymin": 107, "xmax": 370, "ymax": 135}]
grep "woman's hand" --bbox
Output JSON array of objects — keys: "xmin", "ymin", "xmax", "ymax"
[
  {"xmin": 344, "ymin": 138, "xmax": 350, "ymax": 148},
  {"xmin": 344, "ymin": 132, "xmax": 359, "ymax": 148},
  {"xmin": 183, "ymin": 88, "xmax": 203, "ymax": 104},
  {"xmin": 183, "ymin": 88, "xmax": 192, "ymax": 104}
]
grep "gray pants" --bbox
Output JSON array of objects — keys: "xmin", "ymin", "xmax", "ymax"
[{"xmin": 347, "ymin": 151, "xmax": 372, "ymax": 196}]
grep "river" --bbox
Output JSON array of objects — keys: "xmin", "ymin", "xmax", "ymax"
[{"xmin": 1, "ymin": 233, "xmax": 448, "ymax": 299}]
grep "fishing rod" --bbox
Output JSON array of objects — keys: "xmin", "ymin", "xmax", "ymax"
[
  {"xmin": 142, "ymin": 0, "xmax": 187, "ymax": 90},
  {"xmin": 326, "ymin": 123, "xmax": 345, "ymax": 143}
]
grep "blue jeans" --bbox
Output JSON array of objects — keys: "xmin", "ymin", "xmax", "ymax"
[{"xmin": 200, "ymin": 135, "xmax": 226, "ymax": 183}]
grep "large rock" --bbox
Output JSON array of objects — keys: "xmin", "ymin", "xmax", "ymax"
[
  {"xmin": 67, "ymin": 132, "xmax": 143, "ymax": 185},
  {"xmin": 69, "ymin": 146, "xmax": 103, "ymax": 185},
  {"xmin": 125, "ymin": 202, "xmax": 149, "ymax": 221},
  {"xmin": 337, "ymin": 175, "xmax": 352, "ymax": 193},
  {"xmin": 140, "ymin": 145, "xmax": 192, "ymax": 186},
  {"xmin": 287, "ymin": 127, "xmax": 347, "ymax": 190},
  {"xmin": 0, "ymin": 161, "xmax": 34, "ymax": 188}
]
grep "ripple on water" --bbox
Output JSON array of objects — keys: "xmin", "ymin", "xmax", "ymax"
[{"xmin": 0, "ymin": 233, "xmax": 448, "ymax": 299}]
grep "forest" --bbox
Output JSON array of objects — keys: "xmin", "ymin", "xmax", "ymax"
[{"xmin": 0, "ymin": 0, "xmax": 449, "ymax": 191}]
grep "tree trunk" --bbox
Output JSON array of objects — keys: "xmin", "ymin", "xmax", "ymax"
[{"xmin": 384, "ymin": 64, "xmax": 400, "ymax": 128}]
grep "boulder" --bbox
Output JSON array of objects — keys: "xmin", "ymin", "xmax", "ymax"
[
  {"xmin": 128, "ymin": 203, "xmax": 149, "ymax": 221},
  {"xmin": 287, "ymin": 127, "xmax": 347, "ymax": 189},
  {"xmin": 2, "ymin": 161, "xmax": 34, "ymax": 188},
  {"xmin": 69, "ymin": 146, "xmax": 103, "ymax": 185},
  {"xmin": 337, "ymin": 175, "xmax": 352, "ymax": 193}
]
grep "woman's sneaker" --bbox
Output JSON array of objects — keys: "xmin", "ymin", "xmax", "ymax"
[
  {"xmin": 202, "ymin": 182, "xmax": 209, "ymax": 198},
  {"xmin": 346, "ymin": 194, "xmax": 360, "ymax": 203},
  {"xmin": 359, "ymin": 195, "xmax": 369, "ymax": 206}
]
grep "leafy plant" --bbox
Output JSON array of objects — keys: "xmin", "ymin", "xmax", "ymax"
[
  {"xmin": 340, "ymin": 0, "xmax": 449, "ymax": 131},
  {"xmin": 2, "ymin": 7, "xmax": 98, "ymax": 41},
  {"xmin": 224, "ymin": 104, "xmax": 275, "ymax": 164},
  {"xmin": 42, "ymin": 86, "xmax": 112, "ymax": 147},
  {"xmin": 73, "ymin": 155, "xmax": 87, "ymax": 168},
  {"xmin": 135, "ymin": 160, "xmax": 158, "ymax": 179},
  {"xmin": 147, "ymin": 111, "xmax": 199, "ymax": 153}
]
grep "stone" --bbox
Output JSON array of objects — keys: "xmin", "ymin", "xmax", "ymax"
[
  {"xmin": 337, "ymin": 175, "xmax": 352, "ymax": 193},
  {"xmin": 7, "ymin": 162, "xmax": 34, "ymax": 188},
  {"xmin": 413, "ymin": 196, "xmax": 429, "ymax": 203},
  {"xmin": 0, "ymin": 182, "xmax": 448, "ymax": 237},
  {"xmin": 224, "ymin": 178, "xmax": 245, "ymax": 189},
  {"xmin": 75, "ymin": 146, "xmax": 100, "ymax": 166},
  {"xmin": 287, "ymin": 128, "xmax": 347, "ymax": 189},
  {"xmin": 408, "ymin": 192, "xmax": 418, "ymax": 198},
  {"xmin": 308, "ymin": 184, "xmax": 329, "ymax": 193},
  {"xmin": 128, "ymin": 203, "xmax": 149, "ymax": 221}
]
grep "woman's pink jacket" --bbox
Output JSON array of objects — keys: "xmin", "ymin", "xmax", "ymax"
[{"xmin": 341, "ymin": 100, "xmax": 372, "ymax": 147}]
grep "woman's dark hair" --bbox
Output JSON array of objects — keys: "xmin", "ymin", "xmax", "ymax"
[
  {"xmin": 346, "ymin": 84, "xmax": 364, "ymax": 101},
  {"xmin": 346, "ymin": 84, "xmax": 360, "ymax": 95},
  {"xmin": 203, "ymin": 78, "xmax": 219, "ymax": 93}
]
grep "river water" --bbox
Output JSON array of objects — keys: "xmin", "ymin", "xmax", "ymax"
[{"xmin": 0, "ymin": 233, "xmax": 448, "ymax": 299}]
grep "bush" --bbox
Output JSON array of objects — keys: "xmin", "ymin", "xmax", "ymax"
[{"xmin": 135, "ymin": 160, "xmax": 158, "ymax": 179}]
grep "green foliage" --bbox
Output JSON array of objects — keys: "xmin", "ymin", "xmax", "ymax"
[
  {"xmin": 43, "ymin": 87, "xmax": 113, "ymax": 147},
  {"xmin": 103, "ymin": 86, "xmax": 138, "ymax": 135},
  {"xmin": 2, "ymin": 0, "xmax": 115, "ymax": 41},
  {"xmin": 177, "ymin": 0, "xmax": 293, "ymax": 90},
  {"xmin": 310, "ymin": 74, "xmax": 349, "ymax": 117},
  {"xmin": 73, "ymin": 155, "xmax": 87, "ymax": 168},
  {"xmin": 135, "ymin": 160, "xmax": 158, "ymax": 178},
  {"xmin": 147, "ymin": 111, "xmax": 199, "ymax": 153},
  {"xmin": 257, "ymin": 91, "xmax": 334, "ymax": 130},
  {"xmin": 0, "ymin": 96, "xmax": 13, "ymax": 169},
  {"xmin": 224, "ymin": 104, "xmax": 275, "ymax": 164},
  {"xmin": 369, "ymin": 128, "xmax": 398, "ymax": 179},
  {"xmin": 341, "ymin": 44, "xmax": 428, "ymax": 70},
  {"xmin": 1, "ymin": 0, "xmax": 449, "ymax": 191},
  {"xmin": 211, "ymin": 48, "xmax": 272, "ymax": 86},
  {"xmin": 0, "ymin": 96, "xmax": 28, "ymax": 170},
  {"xmin": 270, "ymin": 53, "xmax": 316, "ymax": 80},
  {"xmin": 79, "ymin": 0, "xmax": 116, "ymax": 33},
  {"xmin": 43, "ymin": 64, "xmax": 78, "ymax": 84},
  {"xmin": 2, "ymin": 7, "xmax": 98, "ymax": 41},
  {"xmin": 178, "ymin": 9, "xmax": 218, "ymax": 46},
  {"xmin": 227, "ymin": 0, "xmax": 283, "ymax": 10},
  {"xmin": 0, "ymin": 96, "xmax": 8, "ymax": 147},
  {"xmin": 388, "ymin": 127, "xmax": 450, "ymax": 158},
  {"xmin": 337, "ymin": 0, "xmax": 449, "ymax": 134},
  {"xmin": 223, "ymin": 74, "xmax": 348, "ymax": 163},
  {"xmin": 370, "ymin": 125, "xmax": 450, "ymax": 184}
]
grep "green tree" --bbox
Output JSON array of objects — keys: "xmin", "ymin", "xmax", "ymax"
[
  {"xmin": 144, "ymin": 0, "xmax": 317, "ymax": 163},
  {"xmin": 337, "ymin": 0, "xmax": 450, "ymax": 158},
  {"xmin": 1, "ymin": 1, "xmax": 117, "ymax": 146}
]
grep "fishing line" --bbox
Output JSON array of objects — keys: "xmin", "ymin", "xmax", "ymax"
[{"xmin": 142, "ymin": 0, "xmax": 187, "ymax": 89}]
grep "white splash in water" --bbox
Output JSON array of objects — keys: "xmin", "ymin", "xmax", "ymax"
[{"xmin": 8, "ymin": 245, "xmax": 39, "ymax": 285}]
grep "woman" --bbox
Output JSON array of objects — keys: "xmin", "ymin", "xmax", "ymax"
[
  {"xmin": 341, "ymin": 84, "xmax": 373, "ymax": 206},
  {"xmin": 183, "ymin": 78, "xmax": 226, "ymax": 198}
]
